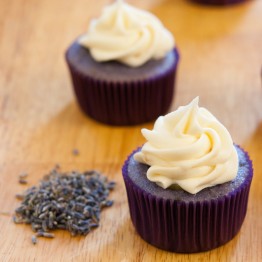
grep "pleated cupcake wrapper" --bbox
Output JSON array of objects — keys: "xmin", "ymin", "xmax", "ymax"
[
  {"xmin": 191, "ymin": 0, "xmax": 247, "ymax": 5},
  {"xmin": 122, "ymin": 148, "xmax": 253, "ymax": 253},
  {"xmin": 65, "ymin": 49, "xmax": 179, "ymax": 126}
]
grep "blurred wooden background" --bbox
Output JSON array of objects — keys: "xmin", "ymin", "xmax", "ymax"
[{"xmin": 0, "ymin": 0, "xmax": 261, "ymax": 261}]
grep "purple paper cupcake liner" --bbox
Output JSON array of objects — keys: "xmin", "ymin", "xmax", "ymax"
[
  {"xmin": 122, "ymin": 147, "xmax": 253, "ymax": 253},
  {"xmin": 65, "ymin": 49, "xmax": 179, "ymax": 126},
  {"xmin": 190, "ymin": 0, "xmax": 249, "ymax": 5}
]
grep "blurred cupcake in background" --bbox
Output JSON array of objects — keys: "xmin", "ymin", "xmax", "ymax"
[{"xmin": 65, "ymin": 0, "xmax": 179, "ymax": 126}]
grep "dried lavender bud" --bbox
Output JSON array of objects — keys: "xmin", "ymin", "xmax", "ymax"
[
  {"xmin": 31, "ymin": 235, "xmax": 37, "ymax": 245},
  {"xmin": 72, "ymin": 149, "xmax": 79, "ymax": 156},
  {"xmin": 107, "ymin": 181, "xmax": 116, "ymax": 190},
  {"xmin": 15, "ymin": 194, "xmax": 25, "ymax": 200},
  {"xmin": 100, "ymin": 200, "xmax": 114, "ymax": 208},
  {"xmin": 18, "ymin": 178, "xmax": 28, "ymax": 185},
  {"xmin": 13, "ymin": 167, "xmax": 115, "ymax": 244}
]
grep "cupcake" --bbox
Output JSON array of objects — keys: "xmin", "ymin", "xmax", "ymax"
[
  {"xmin": 190, "ymin": 0, "xmax": 248, "ymax": 5},
  {"xmin": 122, "ymin": 97, "xmax": 253, "ymax": 253},
  {"xmin": 65, "ymin": 0, "xmax": 179, "ymax": 126}
]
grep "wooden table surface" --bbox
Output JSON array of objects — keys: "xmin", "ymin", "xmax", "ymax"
[{"xmin": 0, "ymin": 0, "xmax": 262, "ymax": 261}]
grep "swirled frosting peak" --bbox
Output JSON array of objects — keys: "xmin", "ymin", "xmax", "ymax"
[
  {"xmin": 78, "ymin": 0, "xmax": 174, "ymax": 67},
  {"xmin": 134, "ymin": 97, "xmax": 238, "ymax": 194}
]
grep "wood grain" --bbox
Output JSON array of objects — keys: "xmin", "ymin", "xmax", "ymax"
[{"xmin": 0, "ymin": 0, "xmax": 262, "ymax": 261}]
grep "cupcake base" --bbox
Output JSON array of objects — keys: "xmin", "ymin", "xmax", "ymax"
[
  {"xmin": 65, "ymin": 41, "xmax": 179, "ymax": 126},
  {"xmin": 122, "ymin": 145, "xmax": 253, "ymax": 253}
]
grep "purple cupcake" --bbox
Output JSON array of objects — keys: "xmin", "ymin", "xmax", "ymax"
[
  {"xmin": 122, "ymin": 97, "xmax": 253, "ymax": 253},
  {"xmin": 65, "ymin": 0, "xmax": 179, "ymax": 126}
]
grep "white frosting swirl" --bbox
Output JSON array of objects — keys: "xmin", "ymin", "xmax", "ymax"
[
  {"xmin": 78, "ymin": 0, "xmax": 174, "ymax": 67},
  {"xmin": 134, "ymin": 97, "xmax": 238, "ymax": 194}
]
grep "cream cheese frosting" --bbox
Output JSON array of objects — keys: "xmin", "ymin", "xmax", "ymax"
[
  {"xmin": 78, "ymin": 0, "xmax": 174, "ymax": 67},
  {"xmin": 134, "ymin": 97, "xmax": 238, "ymax": 194}
]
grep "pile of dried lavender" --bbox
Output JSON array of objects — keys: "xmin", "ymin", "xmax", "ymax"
[{"xmin": 13, "ymin": 167, "xmax": 115, "ymax": 244}]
